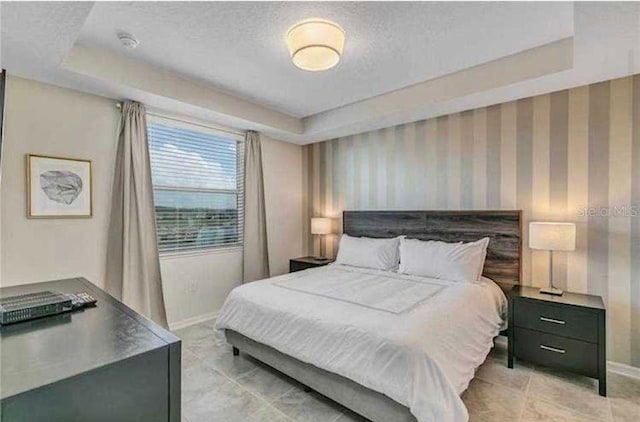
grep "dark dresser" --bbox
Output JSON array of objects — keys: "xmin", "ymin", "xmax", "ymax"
[
  {"xmin": 1, "ymin": 277, "xmax": 181, "ymax": 421},
  {"xmin": 508, "ymin": 285, "xmax": 606, "ymax": 396},
  {"xmin": 289, "ymin": 256, "xmax": 334, "ymax": 272}
]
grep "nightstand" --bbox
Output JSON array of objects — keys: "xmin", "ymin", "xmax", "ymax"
[
  {"xmin": 508, "ymin": 285, "xmax": 606, "ymax": 396},
  {"xmin": 289, "ymin": 256, "xmax": 334, "ymax": 273}
]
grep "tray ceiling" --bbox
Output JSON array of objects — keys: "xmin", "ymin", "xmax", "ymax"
[{"xmin": 2, "ymin": 2, "xmax": 640, "ymax": 144}]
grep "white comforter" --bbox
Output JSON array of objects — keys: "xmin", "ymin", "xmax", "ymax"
[{"xmin": 215, "ymin": 264, "xmax": 507, "ymax": 422}]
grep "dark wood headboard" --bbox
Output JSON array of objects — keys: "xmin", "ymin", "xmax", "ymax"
[{"xmin": 342, "ymin": 210, "xmax": 522, "ymax": 284}]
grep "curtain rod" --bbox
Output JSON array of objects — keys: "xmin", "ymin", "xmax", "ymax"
[{"xmin": 114, "ymin": 101, "xmax": 245, "ymax": 138}]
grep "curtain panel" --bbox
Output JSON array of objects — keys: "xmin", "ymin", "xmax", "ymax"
[
  {"xmin": 105, "ymin": 101, "xmax": 168, "ymax": 326},
  {"xmin": 243, "ymin": 131, "xmax": 270, "ymax": 282}
]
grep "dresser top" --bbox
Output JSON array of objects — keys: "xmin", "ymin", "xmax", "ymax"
[
  {"xmin": 0, "ymin": 277, "xmax": 180, "ymax": 399},
  {"xmin": 509, "ymin": 285, "xmax": 605, "ymax": 311}
]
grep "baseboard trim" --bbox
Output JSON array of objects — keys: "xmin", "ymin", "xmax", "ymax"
[
  {"xmin": 169, "ymin": 310, "xmax": 218, "ymax": 331},
  {"xmin": 608, "ymin": 361, "xmax": 640, "ymax": 380}
]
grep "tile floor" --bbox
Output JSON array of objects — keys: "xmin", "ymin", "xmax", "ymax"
[{"xmin": 175, "ymin": 320, "xmax": 640, "ymax": 422}]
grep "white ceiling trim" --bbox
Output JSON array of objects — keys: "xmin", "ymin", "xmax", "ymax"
[
  {"xmin": 59, "ymin": 38, "xmax": 577, "ymax": 145},
  {"xmin": 304, "ymin": 38, "xmax": 574, "ymax": 141},
  {"xmin": 63, "ymin": 44, "xmax": 302, "ymax": 136}
]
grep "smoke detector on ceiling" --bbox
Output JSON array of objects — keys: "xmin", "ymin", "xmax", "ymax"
[{"xmin": 117, "ymin": 32, "xmax": 139, "ymax": 49}]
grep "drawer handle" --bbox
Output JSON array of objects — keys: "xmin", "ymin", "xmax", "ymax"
[
  {"xmin": 540, "ymin": 316, "xmax": 565, "ymax": 325},
  {"xmin": 540, "ymin": 344, "xmax": 566, "ymax": 354}
]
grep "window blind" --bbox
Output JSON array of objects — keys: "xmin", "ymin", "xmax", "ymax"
[{"xmin": 147, "ymin": 115, "xmax": 244, "ymax": 253}]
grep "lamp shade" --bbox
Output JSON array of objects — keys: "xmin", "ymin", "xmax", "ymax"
[
  {"xmin": 529, "ymin": 222, "xmax": 576, "ymax": 251},
  {"xmin": 286, "ymin": 18, "xmax": 345, "ymax": 71},
  {"xmin": 311, "ymin": 217, "xmax": 332, "ymax": 235}
]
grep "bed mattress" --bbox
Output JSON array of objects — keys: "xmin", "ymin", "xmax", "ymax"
[{"xmin": 215, "ymin": 264, "xmax": 507, "ymax": 422}]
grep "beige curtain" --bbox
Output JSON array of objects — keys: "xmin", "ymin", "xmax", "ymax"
[
  {"xmin": 105, "ymin": 101, "xmax": 168, "ymax": 326},
  {"xmin": 243, "ymin": 131, "xmax": 270, "ymax": 282}
]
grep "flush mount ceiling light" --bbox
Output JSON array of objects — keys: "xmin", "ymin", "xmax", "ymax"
[{"xmin": 286, "ymin": 18, "xmax": 345, "ymax": 71}]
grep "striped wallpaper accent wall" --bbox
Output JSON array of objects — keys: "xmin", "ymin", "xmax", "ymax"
[{"xmin": 304, "ymin": 75, "xmax": 640, "ymax": 367}]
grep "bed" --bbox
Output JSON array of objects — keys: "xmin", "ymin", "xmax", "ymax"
[{"xmin": 216, "ymin": 210, "xmax": 522, "ymax": 422}]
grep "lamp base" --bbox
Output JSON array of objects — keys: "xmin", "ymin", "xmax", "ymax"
[{"xmin": 539, "ymin": 287, "xmax": 564, "ymax": 296}]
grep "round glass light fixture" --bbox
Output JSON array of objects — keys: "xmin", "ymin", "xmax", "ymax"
[{"xmin": 286, "ymin": 18, "xmax": 345, "ymax": 71}]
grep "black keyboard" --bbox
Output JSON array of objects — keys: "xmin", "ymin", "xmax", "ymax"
[{"xmin": 0, "ymin": 291, "xmax": 73, "ymax": 325}]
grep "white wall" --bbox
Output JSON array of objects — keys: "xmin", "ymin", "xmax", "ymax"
[{"xmin": 0, "ymin": 76, "xmax": 305, "ymax": 329}]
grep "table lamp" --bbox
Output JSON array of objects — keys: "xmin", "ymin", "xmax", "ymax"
[
  {"xmin": 311, "ymin": 217, "xmax": 332, "ymax": 260},
  {"xmin": 529, "ymin": 222, "xmax": 576, "ymax": 296}
]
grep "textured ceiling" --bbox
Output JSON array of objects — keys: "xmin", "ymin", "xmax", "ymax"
[
  {"xmin": 77, "ymin": 2, "xmax": 573, "ymax": 117},
  {"xmin": 0, "ymin": 2, "xmax": 94, "ymax": 76},
  {"xmin": 2, "ymin": 2, "xmax": 640, "ymax": 144}
]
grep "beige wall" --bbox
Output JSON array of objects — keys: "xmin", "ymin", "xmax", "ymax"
[
  {"xmin": 162, "ymin": 135, "xmax": 305, "ymax": 328},
  {"xmin": 263, "ymin": 135, "xmax": 305, "ymax": 276},
  {"xmin": 305, "ymin": 75, "xmax": 640, "ymax": 367},
  {"xmin": 0, "ymin": 76, "xmax": 305, "ymax": 329},
  {"xmin": 161, "ymin": 248, "xmax": 243, "ymax": 327},
  {"xmin": 1, "ymin": 75, "xmax": 119, "ymax": 287}
]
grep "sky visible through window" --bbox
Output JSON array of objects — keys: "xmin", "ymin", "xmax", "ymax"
[
  {"xmin": 147, "ymin": 121, "xmax": 243, "ymax": 251},
  {"xmin": 148, "ymin": 122, "xmax": 239, "ymax": 209}
]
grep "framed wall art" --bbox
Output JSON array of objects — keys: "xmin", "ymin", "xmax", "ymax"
[{"xmin": 27, "ymin": 154, "xmax": 92, "ymax": 218}]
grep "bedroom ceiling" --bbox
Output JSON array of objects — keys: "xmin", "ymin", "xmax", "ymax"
[
  {"xmin": 2, "ymin": 2, "xmax": 640, "ymax": 144},
  {"xmin": 76, "ymin": 2, "xmax": 573, "ymax": 117}
]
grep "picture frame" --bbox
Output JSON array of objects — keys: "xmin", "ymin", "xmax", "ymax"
[{"xmin": 26, "ymin": 154, "xmax": 93, "ymax": 218}]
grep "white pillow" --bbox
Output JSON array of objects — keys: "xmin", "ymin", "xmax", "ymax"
[
  {"xmin": 398, "ymin": 237, "xmax": 490, "ymax": 283},
  {"xmin": 335, "ymin": 234, "xmax": 402, "ymax": 271}
]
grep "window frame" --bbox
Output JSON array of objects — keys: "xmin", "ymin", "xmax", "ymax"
[{"xmin": 146, "ymin": 112, "xmax": 245, "ymax": 256}]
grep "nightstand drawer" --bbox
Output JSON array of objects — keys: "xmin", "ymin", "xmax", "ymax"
[
  {"xmin": 514, "ymin": 328, "xmax": 598, "ymax": 378},
  {"xmin": 514, "ymin": 299, "xmax": 598, "ymax": 343}
]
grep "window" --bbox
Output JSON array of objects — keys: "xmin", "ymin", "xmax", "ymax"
[{"xmin": 147, "ymin": 114, "xmax": 244, "ymax": 253}]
